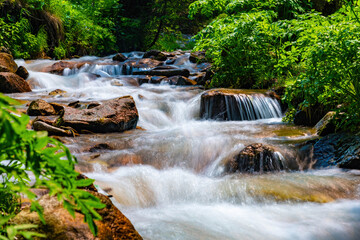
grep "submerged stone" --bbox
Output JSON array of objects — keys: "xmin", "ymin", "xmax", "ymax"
[{"xmin": 224, "ymin": 143, "xmax": 284, "ymax": 174}]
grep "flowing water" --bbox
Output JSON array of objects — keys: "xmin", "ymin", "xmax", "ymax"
[{"xmin": 10, "ymin": 54, "xmax": 360, "ymax": 240}]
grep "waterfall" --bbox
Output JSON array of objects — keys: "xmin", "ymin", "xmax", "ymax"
[{"xmin": 201, "ymin": 93, "xmax": 283, "ymax": 121}]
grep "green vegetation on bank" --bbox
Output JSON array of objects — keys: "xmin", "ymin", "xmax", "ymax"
[
  {"xmin": 190, "ymin": 0, "xmax": 360, "ymax": 131},
  {"xmin": 0, "ymin": 94, "xmax": 105, "ymax": 239},
  {"xmin": 0, "ymin": 0, "xmax": 200, "ymax": 59}
]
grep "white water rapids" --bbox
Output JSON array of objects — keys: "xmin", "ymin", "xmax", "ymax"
[{"xmin": 10, "ymin": 55, "xmax": 360, "ymax": 240}]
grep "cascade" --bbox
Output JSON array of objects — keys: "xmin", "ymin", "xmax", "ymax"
[{"xmin": 10, "ymin": 53, "xmax": 360, "ymax": 240}]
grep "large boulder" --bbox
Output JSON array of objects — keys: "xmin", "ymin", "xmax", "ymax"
[
  {"xmin": 0, "ymin": 52, "xmax": 18, "ymax": 73},
  {"xmin": 13, "ymin": 190, "xmax": 142, "ymax": 239},
  {"xmin": 27, "ymin": 99, "xmax": 57, "ymax": 116},
  {"xmin": 16, "ymin": 66, "xmax": 29, "ymax": 79},
  {"xmin": 311, "ymin": 133, "xmax": 360, "ymax": 169},
  {"xmin": 143, "ymin": 50, "xmax": 167, "ymax": 61},
  {"xmin": 61, "ymin": 96, "xmax": 139, "ymax": 133},
  {"xmin": 200, "ymin": 89, "xmax": 282, "ymax": 121},
  {"xmin": 0, "ymin": 72, "xmax": 31, "ymax": 93},
  {"xmin": 223, "ymin": 143, "xmax": 284, "ymax": 174}
]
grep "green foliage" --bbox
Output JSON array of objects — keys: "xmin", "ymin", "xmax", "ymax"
[
  {"xmin": 0, "ymin": 94, "xmax": 105, "ymax": 239},
  {"xmin": 153, "ymin": 31, "xmax": 195, "ymax": 51},
  {"xmin": 191, "ymin": 0, "xmax": 360, "ymax": 131},
  {"xmin": 190, "ymin": 0, "xmax": 312, "ymax": 89},
  {"xmin": 0, "ymin": 17, "xmax": 48, "ymax": 59},
  {"xmin": 284, "ymin": 8, "xmax": 360, "ymax": 131}
]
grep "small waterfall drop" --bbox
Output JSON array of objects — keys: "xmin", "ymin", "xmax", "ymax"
[{"xmin": 201, "ymin": 92, "xmax": 283, "ymax": 121}]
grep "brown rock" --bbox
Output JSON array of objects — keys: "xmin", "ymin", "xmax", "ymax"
[
  {"xmin": 132, "ymin": 68, "xmax": 190, "ymax": 77},
  {"xmin": 168, "ymin": 76, "xmax": 197, "ymax": 86},
  {"xmin": 200, "ymin": 89, "xmax": 282, "ymax": 121},
  {"xmin": 43, "ymin": 61, "xmax": 86, "ymax": 75},
  {"xmin": 0, "ymin": 72, "xmax": 31, "ymax": 93},
  {"xmin": 33, "ymin": 121, "xmax": 73, "ymax": 137},
  {"xmin": 124, "ymin": 59, "xmax": 163, "ymax": 70},
  {"xmin": 113, "ymin": 53, "xmax": 127, "ymax": 62},
  {"xmin": 61, "ymin": 96, "xmax": 139, "ymax": 133},
  {"xmin": 49, "ymin": 89, "xmax": 67, "ymax": 96},
  {"xmin": 34, "ymin": 116, "xmax": 60, "ymax": 126},
  {"xmin": 87, "ymin": 143, "xmax": 114, "ymax": 152},
  {"xmin": 16, "ymin": 66, "xmax": 29, "ymax": 79},
  {"xmin": 143, "ymin": 50, "xmax": 167, "ymax": 61},
  {"xmin": 224, "ymin": 143, "xmax": 284, "ymax": 174},
  {"xmin": 0, "ymin": 52, "xmax": 18, "ymax": 73},
  {"xmin": 13, "ymin": 191, "xmax": 142, "ymax": 240},
  {"xmin": 27, "ymin": 99, "xmax": 57, "ymax": 116},
  {"xmin": 88, "ymin": 102, "xmax": 101, "ymax": 109},
  {"xmin": 150, "ymin": 76, "xmax": 167, "ymax": 84},
  {"xmin": 137, "ymin": 76, "xmax": 151, "ymax": 85}
]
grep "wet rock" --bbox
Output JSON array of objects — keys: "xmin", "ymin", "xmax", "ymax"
[
  {"xmin": 192, "ymin": 68, "xmax": 213, "ymax": 86},
  {"xmin": 0, "ymin": 72, "xmax": 31, "ymax": 93},
  {"xmin": 189, "ymin": 51, "xmax": 207, "ymax": 63},
  {"xmin": 200, "ymin": 89, "xmax": 282, "ymax": 121},
  {"xmin": 143, "ymin": 50, "xmax": 167, "ymax": 61},
  {"xmin": 224, "ymin": 143, "xmax": 284, "ymax": 174},
  {"xmin": 108, "ymin": 154, "xmax": 143, "ymax": 169},
  {"xmin": 123, "ymin": 59, "xmax": 163, "ymax": 72},
  {"xmin": 27, "ymin": 99, "xmax": 57, "ymax": 116},
  {"xmin": 167, "ymin": 76, "xmax": 197, "ymax": 86},
  {"xmin": 43, "ymin": 61, "xmax": 86, "ymax": 75},
  {"xmin": 0, "ymin": 52, "xmax": 18, "ymax": 73},
  {"xmin": 137, "ymin": 75, "xmax": 152, "ymax": 85},
  {"xmin": 50, "ymin": 102, "xmax": 65, "ymax": 114},
  {"xmin": 311, "ymin": 133, "xmax": 360, "ymax": 170},
  {"xmin": 293, "ymin": 105, "xmax": 328, "ymax": 127},
  {"xmin": 87, "ymin": 143, "xmax": 114, "ymax": 152},
  {"xmin": 87, "ymin": 102, "xmax": 101, "ymax": 109},
  {"xmin": 132, "ymin": 68, "xmax": 190, "ymax": 77},
  {"xmin": 49, "ymin": 89, "xmax": 67, "ymax": 96},
  {"xmin": 113, "ymin": 53, "xmax": 127, "ymax": 62},
  {"xmin": 165, "ymin": 58, "xmax": 176, "ymax": 65},
  {"xmin": 61, "ymin": 96, "xmax": 138, "ymax": 133},
  {"xmin": 33, "ymin": 120, "xmax": 73, "ymax": 137},
  {"xmin": 15, "ymin": 66, "xmax": 29, "ymax": 79},
  {"xmin": 68, "ymin": 101, "xmax": 81, "ymax": 108},
  {"xmin": 150, "ymin": 76, "xmax": 167, "ymax": 84},
  {"xmin": 13, "ymin": 190, "xmax": 142, "ymax": 239},
  {"xmin": 34, "ymin": 116, "xmax": 59, "ymax": 126},
  {"xmin": 315, "ymin": 111, "xmax": 336, "ymax": 137}
]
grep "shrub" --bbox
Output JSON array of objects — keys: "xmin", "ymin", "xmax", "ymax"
[{"xmin": 0, "ymin": 94, "xmax": 105, "ymax": 239}]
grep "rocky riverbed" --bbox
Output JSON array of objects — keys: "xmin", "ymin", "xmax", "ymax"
[{"xmin": 1, "ymin": 50, "xmax": 360, "ymax": 240}]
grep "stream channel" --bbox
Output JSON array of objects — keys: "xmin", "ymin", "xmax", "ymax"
[{"xmin": 9, "ymin": 52, "xmax": 360, "ymax": 240}]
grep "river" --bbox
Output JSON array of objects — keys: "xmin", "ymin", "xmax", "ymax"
[{"xmin": 10, "ymin": 53, "xmax": 360, "ymax": 240}]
